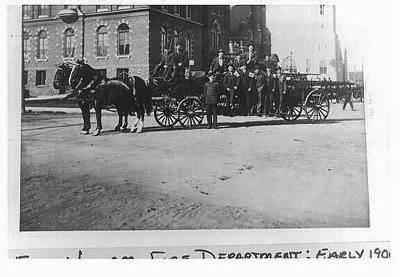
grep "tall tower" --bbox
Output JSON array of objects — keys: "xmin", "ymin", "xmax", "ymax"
[
  {"xmin": 266, "ymin": 5, "xmax": 344, "ymax": 80},
  {"xmin": 344, "ymin": 48, "xmax": 348, "ymax": 81}
]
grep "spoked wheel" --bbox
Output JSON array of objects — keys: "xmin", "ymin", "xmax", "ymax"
[
  {"xmin": 153, "ymin": 99, "xmax": 178, "ymax": 127},
  {"xmin": 281, "ymin": 100, "xmax": 303, "ymax": 121},
  {"xmin": 177, "ymin": 97, "xmax": 204, "ymax": 128},
  {"xmin": 304, "ymin": 89, "xmax": 330, "ymax": 122}
]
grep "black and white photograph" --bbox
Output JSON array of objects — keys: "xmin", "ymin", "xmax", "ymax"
[
  {"xmin": 5, "ymin": 0, "xmax": 399, "ymax": 266},
  {"xmin": 16, "ymin": 3, "xmax": 370, "ymax": 232}
]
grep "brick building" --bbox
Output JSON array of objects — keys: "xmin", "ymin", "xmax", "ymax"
[{"xmin": 22, "ymin": 5, "xmax": 230, "ymax": 97}]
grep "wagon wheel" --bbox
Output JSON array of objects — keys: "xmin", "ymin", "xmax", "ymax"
[
  {"xmin": 177, "ymin": 97, "xmax": 204, "ymax": 128},
  {"xmin": 281, "ymin": 102, "xmax": 303, "ymax": 121},
  {"xmin": 304, "ymin": 89, "xmax": 330, "ymax": 122},
  {"xmin": 153, "ymin": 99, "xmax": 178, "ymax": 127}
]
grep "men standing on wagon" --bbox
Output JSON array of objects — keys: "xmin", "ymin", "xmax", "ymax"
[
  {"xmin": 223, "ymin": 63, "xmax": 239, "ymax": 110},
  {"xmin": 204, "ymin": 73, "xmax": 220, "ymax": 129},
  {"xmin": 169, "ymin": 42, "xmax": 189, "ymax": 82},
  {"xmin": 263, "ymin": 54, "xmax": 276, "ymax": 73},
  {"xmin": 209, "ymin": 49, "xmax": 227, "ymax": 83}
]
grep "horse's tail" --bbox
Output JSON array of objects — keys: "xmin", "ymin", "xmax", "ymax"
[{"xmin": 132, "ymin": 76, "xmax": 152, "ymax": 115}]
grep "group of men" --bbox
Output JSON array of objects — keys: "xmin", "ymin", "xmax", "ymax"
[{"xmin": 208, "ymin": 44, "xmax": 287, "ymax": 117}]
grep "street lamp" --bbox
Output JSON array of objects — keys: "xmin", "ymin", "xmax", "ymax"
[{"xmin": 56, "ymin": 7, "xmax": 85, "ymax": 59}]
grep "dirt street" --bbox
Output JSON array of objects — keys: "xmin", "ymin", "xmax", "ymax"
[{"xmin": 20, "ymin": 103, "xmax": 369, "ymax": 231}]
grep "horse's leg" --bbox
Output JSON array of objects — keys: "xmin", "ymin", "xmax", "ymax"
[
  {"xmin": 122, "ymin": 112, "xmax": 128, "ymax": 131},
  {"xmin": 114, "ymin": 109, "xmax": 122, "ymax": 131},
  {"xmin": 137, "ymin": 107, "xmax": 144, "ymax": 134},
  {"xmin": 78, "ymin": 100, "xmax": 90, "ymax": 135},
  {"xmin": 130, "ymin": 116, "xmax": 138, "ymax": 133},
  {"xmin": 92, "ymin": 99, "xmax": 102, "ymax": 136}
]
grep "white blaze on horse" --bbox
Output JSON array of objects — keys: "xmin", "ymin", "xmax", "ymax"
[{"xmin": 57, "ymin": 60, "xmax": 152, "ymax": 136}]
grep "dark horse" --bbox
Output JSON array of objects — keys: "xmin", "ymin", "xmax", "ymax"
[{"xmin": 60, "ymin": 61, "xmax": 151, "ymax": 136}]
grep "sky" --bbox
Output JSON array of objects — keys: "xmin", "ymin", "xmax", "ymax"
[{"xmin": 335, "ymin": 2, "xmax": 369, "ymax": 71}]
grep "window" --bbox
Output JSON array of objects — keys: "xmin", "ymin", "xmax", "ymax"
[
  {"xmin": 321, "ymin": 23, "xmax": 324, "ymax": 29},
  {"xmin": 64, "ymin": 28, "xmax": 75, "ymax": 58},
  {"xmin": 173, "ymin": 6, "xmax": 179, "ymax": 14},
  {"xmin": 179, "ymin": 6, "xmax": 185, "ymax": 17},
  {"xmin": 161, "ymin": 27, "xmax": 167, "ymax": 55},
  {"xmin": 185, "ymin": 34, "xmax": 192, "ymax": 59},
  {"xmin": 161, "ymin": 5, "xmax": 167, "ymax": 11},
  {"xmin": 63, "ymin": 5, "xmax": 77, "ymax": 9},
  {"xmin": 37, "ymin": 31, "xmax": 48, "ymax": 59},
  {"xmin": 117, "ymin": 24, "xmax": 130, "ymax": 55},
  {"xmin": 23, "ymin": 6, "xmax": 32, "ymax": 19},
  {"xmin": 96, "ymin": 5, "xmax": 110, "ymax": 12},
  {"xmin": 216, "ymin": 6, "xmax": 221, "ymax": 16},
  {"xmin": 211, "ymin": 6, "xmax": 217, "ymax": 14},
  {"xmin": 320, "ymin": 5, "xmax": 325, "ymax": 16},
  {"xmin": 185, "ymin": 6, "xmax": 192, "ymax": 19},
  {"xmin": 319, "ymin": 61, "xmax": 327, "ymax": 75},
  {"xmin": 96, "ymin": 69, "xmax": 107, "ymax": 78},
  {"xmin": 117, "ymin": 68, "xmax": 129, "ymax": 81},
  {"xmin": 37, "ymin": 5, "xmax": 49, "ymax": 17},
  {"xmin": 36, "ymin": 70, "xmax": 46, "ymax": 85},
  {"xmin": 96, "ymin": 26, "xmax": 108, "ymax": 57},
  {"xmin": 117, "ymin": 5, "xmax": 131, "ymax": 10},
  {"xmin": 23, "ymin": 32, "xmax": 29, "ymax": 60},
  {"xmin": 211, "ymin": 20, "xmax": 221, "ymax": 51}
]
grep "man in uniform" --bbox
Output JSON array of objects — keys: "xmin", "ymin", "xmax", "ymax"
[
  {"xmin": 204, "ymin": 73, "xmax": 220, "ymax": 129},
  {"xmin": 223, "ymin": 63, "xmax": 239, "ymax": 110}
]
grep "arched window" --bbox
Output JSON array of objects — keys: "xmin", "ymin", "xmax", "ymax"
[
  {"xmin": 319, "ymin": 60, "xmax": 327, "ymax": 75},
  {"xmin": 160, "ymin": 27, "xmax": 167, "ymax": 55},
  {"xmin": 64, "ymin": 28, "xmax": 75, "ymax": 58},
  {"xmin": 23, "ymin": 31, "xmax": 29, "ymax": 60},
  {"xmin": 117, "ymin": 24, "xmax": 129, "ymax": 55},
  {"xmin": 96, "ymin": 26, "xmax": 108, "ymax": 57},
  {"xmin": 211, "ymin": 20, "xmax": 221, "ymax": 51},
  {"xmin": 37, "ymin": 30, "xmax": 48, "ymax": 59}
]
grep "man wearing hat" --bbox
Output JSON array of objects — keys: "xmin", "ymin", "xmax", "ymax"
[
  {"xmin": 223, "ymin": 63, "xmax": 239, "ymax": 110},
  {"xmin": 272, "ymin": 67, "xmax": 287, "ymax": 115},
  {"xmin": 169, "ymin": 42, "xmax": 188, "ymax": 81},
  {"xmin": 241, "ymin": 44, "xmax": 259, "ymax": 70},
  {"xmin": 209, "ymin": 48, "xmax": 227, "ymax": 82},
  {"xmin": 203, "ymin": 72, "xmax": 220, "ymax": 129},
  {"xmin": 254, "ymin": 65, "xmax": 266, "ymax": 116}
]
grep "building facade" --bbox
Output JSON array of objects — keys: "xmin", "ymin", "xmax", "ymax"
[
  {"xmin": 229, "ymin": 5, "xmax": 271, "ymax": 57},
  {"xmin": 22, "ymin": 5, "xmax": 230, "ymax": 97},
  {"xmin": 266, "ymin": 5, "xmax": 346, "ymax": 81}
]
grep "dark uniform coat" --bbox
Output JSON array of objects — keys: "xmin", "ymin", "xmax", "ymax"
[
  {"xmin": 223, "ymin": 72, "xmax": 239, "ymax": 91},
  {"xmin": 204, "ymin": 81, "xmax": 220, "ymax": 105}
]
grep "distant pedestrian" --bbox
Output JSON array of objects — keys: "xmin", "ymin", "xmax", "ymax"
[
  {"xmin": 342, "ymin": 84, "xmax": 354, "ymax": 111},
  {"xmin": 204, "ymin": 73, "xmax": 220, "ymax": 129}
]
